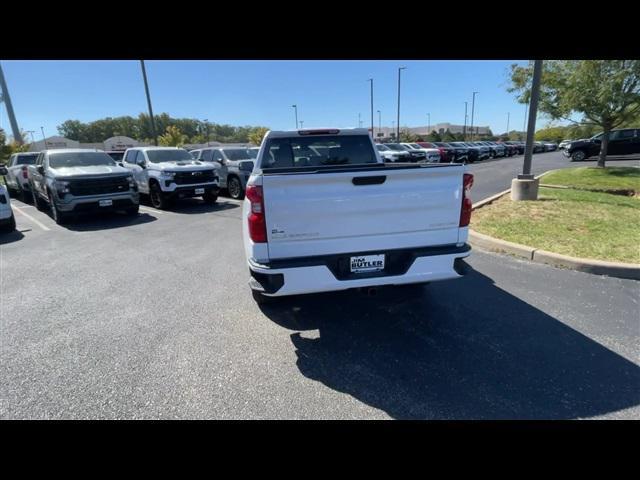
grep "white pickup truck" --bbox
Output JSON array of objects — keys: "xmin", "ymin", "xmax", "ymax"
[{"xmin": 242, "ymin": 128, "xmax": 473, "ymax": 303}]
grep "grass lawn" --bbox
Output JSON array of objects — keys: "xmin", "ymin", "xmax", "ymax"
[
  {"xmin": 542, "ymin": 167, "xmax": 640, "ymax": 193},
  {"xmin": 471, "ymin": 187, "xmax": 640, "ymax": 263}
]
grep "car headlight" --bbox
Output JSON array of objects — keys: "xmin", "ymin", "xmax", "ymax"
[
  {"xmin": 161, "ymin": 171, "xmax": 175, "ymax": 179},
  {"xmin": 54, "ymin": 180, "xmax": 70, "ymax": 196},
  {"xmin": 127, "ymin": 175, "xmax": 136, "ymax": 189}
]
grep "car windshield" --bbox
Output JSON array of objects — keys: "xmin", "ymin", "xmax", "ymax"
[
  {"xmin": 146, "ymin": 149, "xmax": 194, "ymax": 163},
  {"xmin": 49, "ymin": 152, "xmax": 117, "ymax": 168},
  {"xmin": 223, "ymin": 149, "xmax": 255, "ymax": 161},
  {"xmin": 107, "ymin": 152, "xmax": 124, "ymax": 161},
  {"xmin": 376, "ymin": 144, "xmax": 390, "ymax": 151},
  {"xmin": 385, "ymin": 144, "xmax": 408, "ymax": 151},
  {"xmin": 261, "ymin": 135, "xmax": 377, "ymax": 170},
  {"xmin": 247, "ymin": 149, "xmax": 259, "ymax": 159},
  {"xmin": 410, "ymin": 144, "xmax": 422, "ymax": 149},
  {"xmin": 15, "ymin": 154, "xmax": 39, "ymax": 165}
]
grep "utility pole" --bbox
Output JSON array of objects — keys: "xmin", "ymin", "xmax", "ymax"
[
  {"xmin": 358, "ymin": 112, "xmax": 362, "ymax": 128},
  {"xmin": 0, "ymin": 62, "xmax": 23, "ymax": 144},
  {"xmin": 463, "ymin": 102, "xmax": 468, "ymax": 141},
  {"xmin": 40, "ymin": 126, "xmax": 46, "ymax": 149},
  {"xmin": 368, "ymin": 78, "xmax": 374, "ymax": 138},
  {"xmin": 292, "ymin": 104, "xmax": 298, "ymax": 129},
  {"xmin": 427, "ymin": 113, "xmax": 431, "ymax": 135},
  {"xmin": 470, "ymin": 91, "xmax": 478, "ymax": 141},
  {"xmin": 511, "ymin": 60, "xmax": 543, "ymax": 201},
  {"xmin": 140, "ymin": 60, "xmax": 158, "ymax": 146},
  {"xmin": 299, "ymin": 120, "xmax": 304, "ymax": 128},
  {"xmin": 377, "ymin": 110, "xmax": 381, "ymax": 139},
  {"xmin": 396, "ymin": 67, "xmax": 406, "ymax": 142},
  {"xmin": 506, "ymin": 112, "xmax": 510, "ymax": 137}
]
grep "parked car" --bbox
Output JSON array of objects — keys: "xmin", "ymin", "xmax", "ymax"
[
  {"xmin": 417, "ymin": 142, "xmax": 453, "ymax": 163},
  {"xmin": 533, "ymin": 142, "xmax": 546, "ymax": 153},
  {"xmin": 435, "ymin": 142, "xmax": 468, "ymax": 163},
  {"xmin": 564, "ymin": 128, "xmax": 640, "ymax": 162},
  {"xmin": 28, "ymin": 149, "xmax": 140, "ymax": 224},
  {"xmin": 120, "ymin": 146, "xmax": 219, "ymax": 209},
  {"xmin": 449, "ymin": 142, "xmax": 479, "ymax": 163},
  {"xmin": 463, "ymin": 142, "xmax": 490, "ymax": 161},
  {"xmin": 383, "ymin": 143, "xmax": 427, "ymax": 162},
  {"xmin": 3, "ymin": 152, "xmax": 39, "ymax": 200},
  {"xmin": 542, "ymin": 142, "xmax": 558, "ymax": 151},
  {"xmin": 477, "ymin": 141, "xmax": 506, "ymax": 158},
  {"xmin": 400, "ymin": 143, "xmax": 441, "ymax": 163},
  {"xmin": 505, "ymin": 141, "xmax": 525, "ymax": 154},
  {"xmin": 190, "ymin": 146, "xmax": 256, "ymax": 199},
  {"xmin": 558, "ymin": 139, "xmax": 572, "ymax": 150},
  {"xmin": 375, "ymin": 144, "xmax": 410, "ymax": 162},
  {"xmin": 497, "ymin": 142, "xmax": 516, "ymax": 157},
  {"xmin": 0, "ymin": 165, "xmax": 17, "ymax": 232},
  {"xmin": 242, "ymin": 128, "xmax": 473, "ymax": 304}
]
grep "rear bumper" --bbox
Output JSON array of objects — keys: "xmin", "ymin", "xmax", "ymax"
[{"xmin": 248, "ymin": 244, "xmax": 471, "ymax": 297}]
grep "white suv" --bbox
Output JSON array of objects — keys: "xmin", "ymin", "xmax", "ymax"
[
  {"xmin": 4, "ymin": 152, "xmax": 39, "ymax": 200},
  {"xmin": 121, "ymin": 146, "xmax": 220, "ymax": 209}
]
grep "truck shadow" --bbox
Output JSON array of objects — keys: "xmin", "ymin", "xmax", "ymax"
[
  {"xmin": 61, "ymin": 212, "xmax": 157, "ymax": 232},
  {"xmin": 0, "ymin": 229, "xmax": 25, "ymax": 244},
  {"xmin": 258, "ymin": 268, "xmax": 640, "ymax": 419},
  {"xmin": 141, "ymin": 197, "xmax": 240, "ymax": 215}
]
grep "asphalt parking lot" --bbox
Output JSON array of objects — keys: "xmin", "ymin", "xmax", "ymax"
[{"xmin": 1, "ymin": 151, "xmax": 639, "ymax": 419}]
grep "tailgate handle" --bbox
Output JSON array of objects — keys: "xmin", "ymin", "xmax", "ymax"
[{"xmin": 352, "ymin": 175, "xmax": 386, "ymax": 186}]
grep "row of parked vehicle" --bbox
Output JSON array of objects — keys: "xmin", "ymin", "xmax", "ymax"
[
  {"xmin": 374, "ymin": 140, "xmax": 557, "ymax": 164},
  {"xmin": 0, "ymin": 144, "xmax": 261, "ymax": 228}
]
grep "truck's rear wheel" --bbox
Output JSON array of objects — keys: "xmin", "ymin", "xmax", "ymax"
[{"xmin": 149, "ymin": 183, "xmax": 169, "ymax": 209}]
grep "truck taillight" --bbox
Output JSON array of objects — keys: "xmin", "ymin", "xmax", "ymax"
[
  {"xmin": 22, "ymin": 166, "xmax": 29, "ymax": 178},
  {"xmin": 246, "ymin": 185, "xmax": 267, "ymax": 243},
  {"xmin": 459, "ymin": 173, "xmax": 473, "ymax": 227}
]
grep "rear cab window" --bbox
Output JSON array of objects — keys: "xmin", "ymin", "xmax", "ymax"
[{"xmin": 260, "ymin": 134, "xmax": 378, "ymax": 171}]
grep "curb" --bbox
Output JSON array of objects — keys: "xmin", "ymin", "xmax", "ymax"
[{"xmin": 469, "ymin": 170, "xmax": 640, "ymax": 280}]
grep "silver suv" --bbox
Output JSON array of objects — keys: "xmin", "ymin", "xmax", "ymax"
[{"xmin": 190, "ymin": 147, "xmax": 256, "ymax": 199}]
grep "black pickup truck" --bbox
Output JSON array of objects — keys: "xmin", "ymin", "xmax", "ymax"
[{"xmin": 564, "ymin": 128, "xmax": 640, "ymax": 161}]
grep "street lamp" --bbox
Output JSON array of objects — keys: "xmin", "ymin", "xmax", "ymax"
[
  {"xmin": 140, "ymin": 60, "xmax": 158, "ymax": 146},
  {"xmin": 292, "ymin": 104, "xmax": 298, "ymax": 129},
  {"xmin": 358, "ymin": 112, "xmax": 362, "ymax": 128},
  {"xmin": 506, "ymin": 112, "xmax": 510, "ymax": 138},
  {"xmin": 367, "ymin": 78, "xmax": 374, "ymax": 137},
  {"xmin": 463, "ymin": 102, "xmax": 468, "ymax": 141},
  {"xmin": 40, "ymin": 126, "xmax": 46, "ymax": 147},
  {"xmin": 427, "ymin": 113, "xmax": 431, "ymax": 135},
  {"xmin": 203, "ymin": 119, "xmax": 209, "ymax": 146},
  {"xmin": 396, "ymin": 67, "xmax": 406, "ymax": 142},
  {"xmin": 470, "ymin": 91, "xmax": 478, "ymax": 141},
  {"xmin": 377, "ymin": 110, "xmax": 381, "ymax": 139},
  {"xmin": 299, "ymin": 120, "xmax": 304, "ymax": 128}
]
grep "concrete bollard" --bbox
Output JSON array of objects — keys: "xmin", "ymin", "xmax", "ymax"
[{"xmin": 511, "ymin": 177, "xmax": 539, "ymax": 201}]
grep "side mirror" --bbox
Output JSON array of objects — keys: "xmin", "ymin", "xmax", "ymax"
[
  {"xmin": 137, "ymin": 159, "xmax": 147, "ymax": 169},
  {"xmin": 0, "ymin": 165, "xmax": 7, "ymax": 176},
  {"xmin": 37, "ymin": 165, "xmax": 45, "ymax": 175}
]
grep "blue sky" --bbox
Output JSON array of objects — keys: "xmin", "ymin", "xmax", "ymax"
[{"xmin": 0, "ymin": 60, "xmax": 540, "ymax": 140}]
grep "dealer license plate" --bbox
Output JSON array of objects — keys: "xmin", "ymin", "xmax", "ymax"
[{"xmin": 350, "ymin": 254, "xmax": 385, "ymax": 273}]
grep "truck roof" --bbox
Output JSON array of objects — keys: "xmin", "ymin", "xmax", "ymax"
[
  {"xmin": 45, "ymin": 148, "xmax": 104, "ymax": 154},
  {"xmin": 130, "ymin": 146, "xmax": 185, "ymax": 151},
  {"xmin": 266, "ymin": 128, "xmax": 370, "ymax": 138}
]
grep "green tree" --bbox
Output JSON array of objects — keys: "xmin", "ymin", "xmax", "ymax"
[
  {"xmin": 426, "ymin": 130, "xmax": 442, "ymax": 142},
  {"xmin": 508, "ymin": 60, "xmax": 640, "ymax": 167},
  {"xmin": 442, "ymin": 129, "xmax": 457, "ymax": 142},
  {"xmin": 399, "ymin": 129, "xmax": 419, "ymax": 142},
  {"xmin": 158, "ymin": 125, "xmax": 187, "ymax": 147},
  {"xmin": 248, "ymin": 127, "xmax": 269, "ymax": 146}
]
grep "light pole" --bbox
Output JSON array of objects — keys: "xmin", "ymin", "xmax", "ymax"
[
  {"xmin": 391, "ymin": 120, "xmax": 395, "ymax": 139},
  {"xmin": 140, "ymin": 60, "xmax": 158, "ymax": 146},
  {"xmin": 470, "ymin": 91, "xmax": 478, "ymax": 141},
  {"xmin": 396, "ymin": 67, "xmax": 406, "ymax": 142},
  {"xmin": 203, "ymin": 119, "xmax": 209, "ymax": 146},
  {"xmin": 299, "ymin": 120, "xmax": 304, "ymax": 128},
  {"xmin": 26, "ymin": 130, "xmax": 35, "ymax": 144},
  {"xmin": 506, "ymin": 112, "xmax": 510, "ymax": 137},
  {"xmin": 463, "ymin": 102, "xmax": 468, "ymax": 141},
  {"xmin": 40, "ymin": 126, "xmax": 46, "ymax": 147},
  {"xmin": 291, "ymin": 104, "xmax": 298, "ymax": 129},
  {"xmin": 512, "ymin": 60, "xmax": 543, "ymax": 201},
  {"xmin": 358, "ymin": 112, "xmax": 362, "ymax": 128},
  {"xmin": 0, "ymin": 62, "xmax": 23, "ymax": 144},
  {"xmin": 368, "ymin": 78, "xmax": 374, "ymax": 138},
  {"xmin": 377, "ymin": 110, "xmax": 381, "ymax": 139},
  {"xmin": 427, "ymin": 113, "xmax": 431, "ymax": 135}
]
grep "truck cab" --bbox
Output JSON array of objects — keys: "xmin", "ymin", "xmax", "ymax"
[{"xmin": 190, "ymin": 146, "xmax": 256, "ymax": 199}]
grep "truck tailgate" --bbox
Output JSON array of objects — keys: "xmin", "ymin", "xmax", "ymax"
[{"xmin": 262, "ymin": 164, "xmax": 465, "ymax": 259}]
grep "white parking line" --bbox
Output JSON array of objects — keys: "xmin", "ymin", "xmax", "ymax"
[
  {"xmin": 12, "ymin": 205, "xmax": 51, "ymax": 231},
  {"xmin": 139, "ymin": 206, "xmax": 166, "ymax": 215}
]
